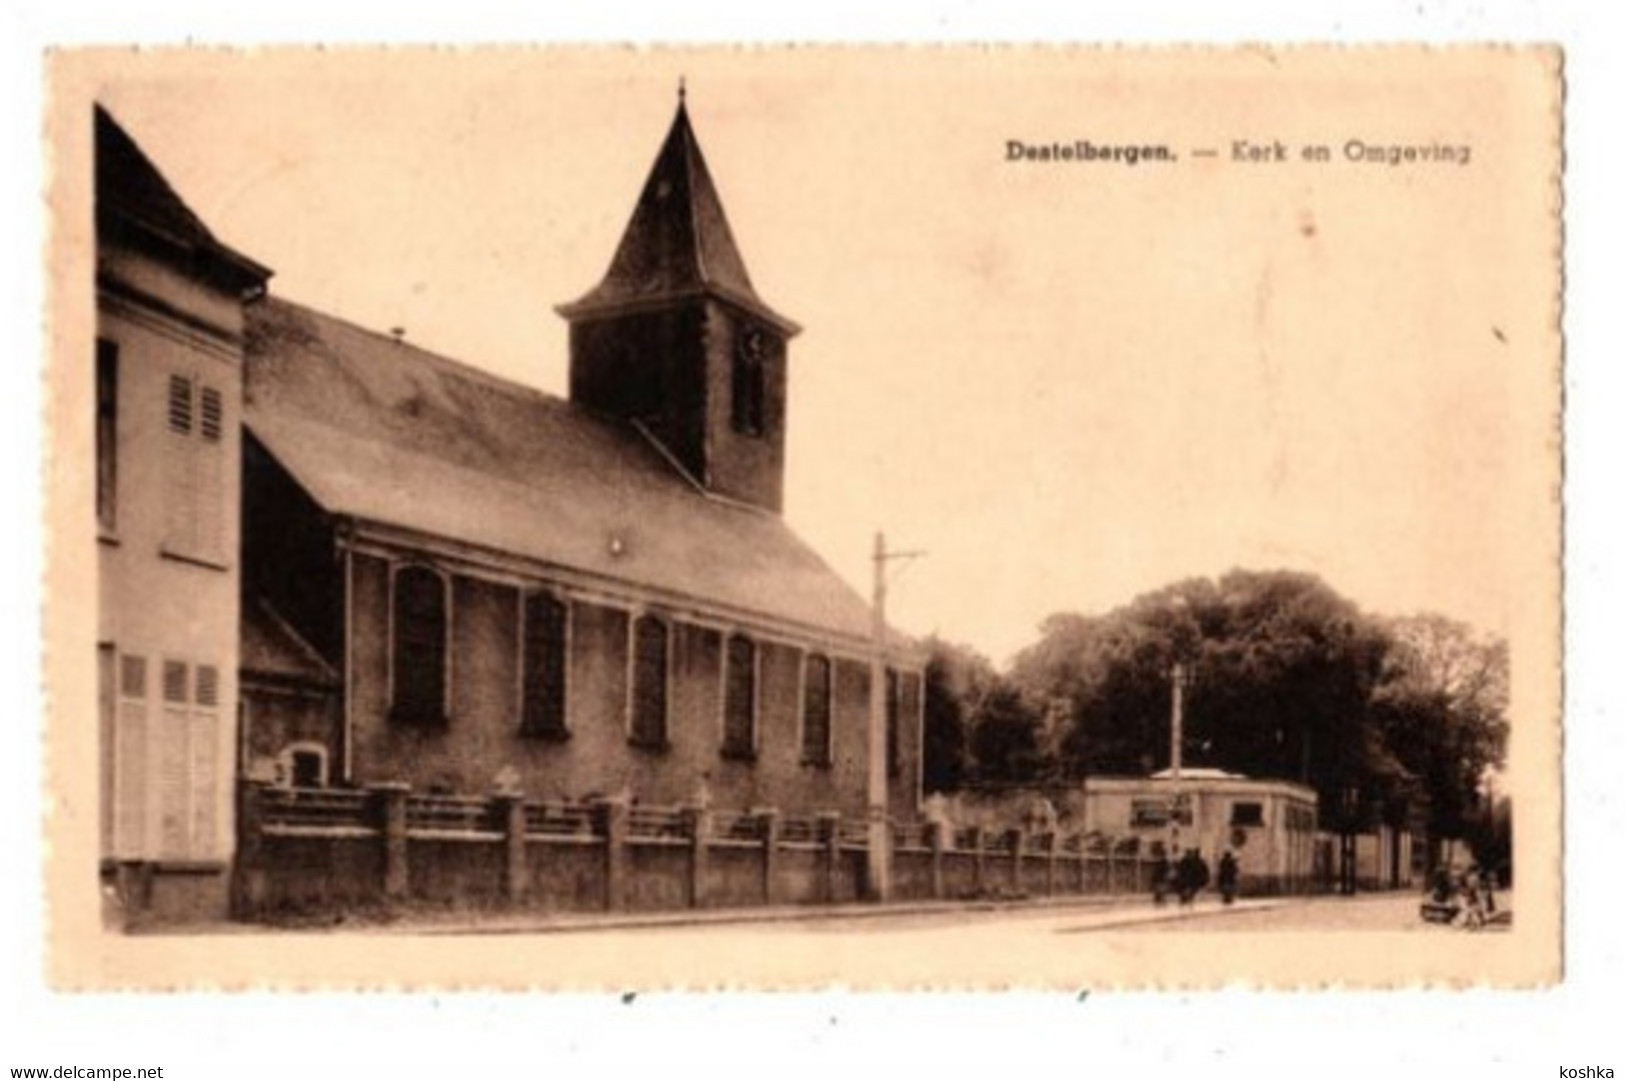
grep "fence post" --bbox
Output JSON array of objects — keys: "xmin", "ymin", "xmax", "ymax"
[
  {"xmin": 683, "ymin": 805, "xmax": 712, "ymax": 910},
  {"xmin": 593, "ymin": 796, "xmax": 629, "ymax": 912},
  {"xmin": 1105, "ymin": 844, "xmax": 1117, "ymax": 895},
  {"xmin": 230, "ymin": 778, "xmax": 269, "ymax": 919},
  {"xmin": 817, "ymin": 812, "xmax": 842, "ymax": 904},
  {"xmin": 371, "ymin": 781, "xmax": 411, "ymax": 903},
  {"xmin": 970, "ymin": 826, "xmax": 986, "ymax": 896},
  {"xmin": 497, "ymin": 793, "xmax": 527, "ymax": 904},
  {"xmin": 757, "ymin": 809, "xmax": 780, "ymax": 906},
  {"xmin": 1009, "ymin": 828, "xmax": 1026, "ymax": 895},
  {"xmin": 927, "ymin": 820, "xmax": 946, "ymax": 901},
  {"xmin": 1044, "ymin": 832, "xmax": 1058, "ymax": 897}
]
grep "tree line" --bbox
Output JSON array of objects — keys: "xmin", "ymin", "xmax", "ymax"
[{"xmin": 922, "ymin": 569, "xmax": 1509, "ymax": 845}]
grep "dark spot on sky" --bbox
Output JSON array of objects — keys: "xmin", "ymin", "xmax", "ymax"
[{"xmin": 1493, "ymin": 326, "xmax": 1507, "ymax": 343}]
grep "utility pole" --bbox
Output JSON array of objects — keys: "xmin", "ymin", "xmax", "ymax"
[{"xmin": 867, "ymin": 531, "xmax": 923, "ymax": 902}]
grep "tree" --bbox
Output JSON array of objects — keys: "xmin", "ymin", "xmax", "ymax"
[
  {"xmin": 1369, "ymin": 614, "xmax": 1509, "ymax": 839},
  {"xmin": 926, "ymin": 571, "xmax": 1508, "ymax": 842},
  {"xmin": 968, "ymin": 683, "xmax": 1045, "ymax": 785},
  {"xmin": 1010, "ymin": 570, "xmax": 1446, "ymax": 820},
  {"xmin": 920, "ymin": 636, "xmax": 995, "ymax": 793}
]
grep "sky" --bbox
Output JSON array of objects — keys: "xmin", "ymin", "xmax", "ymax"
[{"xmin": 87, "ymin": 48, "xmax": 1556, "ymax": 666}]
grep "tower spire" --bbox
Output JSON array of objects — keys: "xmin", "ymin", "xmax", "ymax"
[
  {"xmin": 556, "ymin": 93, "xmax": 798, "ymax": 334},
  {"xmin": 557, "ymin": 95, "xmax": 800, "ymax": 514}
]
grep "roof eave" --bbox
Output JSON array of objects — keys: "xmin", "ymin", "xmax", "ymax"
[
  {"xmin": 100, "ymin": 208, "xmax": 274, "ymax": 296},
  {"xmin": 555, "ymin": 283, "xmax": 802, "ymax": 338}
]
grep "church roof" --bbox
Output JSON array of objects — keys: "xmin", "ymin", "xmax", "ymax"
[
  {"xmin": 556, "ymin": 99, "xmax": 798, "ymax": 335},
  {"xmin": 95, "ymin": 105, "xmax": 271, "ymax": 292},
  {"xmin": 243, "ymin": 297, "xmax": 878, "ymax": 648}
]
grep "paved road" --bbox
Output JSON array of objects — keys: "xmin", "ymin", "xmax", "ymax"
[
  {"xmin": 763, "ymin": 892, "xmax": 1451, "ymax": 935},
  {"xmin": 573, "ymin": 890, "xmax": 1458, "ymax": 937},
  {"xmin": 1108, "ymin": 891, "xmax": 1472, "ymax": 933}
]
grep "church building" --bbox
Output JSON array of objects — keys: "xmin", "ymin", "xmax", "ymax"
[{"xmin": 95, "ymin": 94, "xmax": 925, "ymax": 922}]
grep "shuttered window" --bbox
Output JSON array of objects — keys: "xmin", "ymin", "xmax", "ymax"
[
  {"xmin": 722, "ymin": 635, "xmax": 756, "ymax": 759},
  {"xmin": 167, "ymin": 374, "xmax": 194, "ymax": 434},
  {"xmin": 149, "ymin": 659, "xmax": 222, "ymax": 861},
  {"xmin": 163, "ymin": 373, "xmax": 226, "ymax": 563},
  {"xmin": 629, "ymin": 616, "xmax": 669, "ymax": 749},
  {"xmin": 199, "ymin": 387, "xmax": 223, "ymax": 441},
  {"xmin": 520, "ymin": 592, "xmax": 569, "ymax": 739},
  {"xmin": 801, "ymin": 653, "xmax": 832, "ymax": 767},
  {"xmin": 391, "ymin": 565, "xmax": 449, "ymax": 725},
  {"xmin": 112, "ymin": 654, "xmax": 149, "ymax": 857}
]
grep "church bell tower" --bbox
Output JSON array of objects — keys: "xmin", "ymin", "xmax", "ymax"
[{"xmin": 557, "ymin": 89, "xmax": 801, "ymax": 514}]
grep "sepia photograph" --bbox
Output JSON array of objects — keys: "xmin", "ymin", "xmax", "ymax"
[{"xmin": 44, "ymin": 44, "xmax": 1561, "ymax": 989}]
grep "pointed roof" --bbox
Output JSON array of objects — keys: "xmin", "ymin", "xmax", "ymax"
[
  {"xmin": 558, "ymin": 97, "xmax": 798, "ymax": 334},
  {"xmin": 95, "ymin": 105, "xmax": 272, "ymax": 293}
]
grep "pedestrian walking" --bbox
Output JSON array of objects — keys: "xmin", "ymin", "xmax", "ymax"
[
  {"xmin": 1151, "ymin": 847, "xmax": 1171, "ymax": 906},
  {"xmin": 1217, "ymin": 850, "xmax": 1239, "ymax": 905},
  {"xmin": 1176, "ymin": 847, "xmax": 1210, "ymax": 905},
  {"xmin": 1461, "ymin": 864, "xmax": 1486, "ymax": 930}
]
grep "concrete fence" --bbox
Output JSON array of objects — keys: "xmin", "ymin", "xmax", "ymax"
[{"xmin": 231, "ymin": 781, "xmax": 1170, "ymax": 921}]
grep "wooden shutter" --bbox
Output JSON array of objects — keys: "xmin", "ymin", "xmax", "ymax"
[
  {"xmin": 114, "ymin": 654, "xmax": 148, "ymax": 856},
  {"xmin": 162, "ymin": 375, "xmax": 226, "ymax": 561},
  {"xmin": 163, "ymin": 376, "xmax": 197, "ymax": 554},
  {"xmin": 189, "ymin": 665, "xmax": 220, "ymax": 857},
  {"xmin": 196, "ymin": 386, "xmax": 225, "ymax": 560},
  {"xmin": 157, "ymin": 661, "xmax": 191, "ymax": 858}
]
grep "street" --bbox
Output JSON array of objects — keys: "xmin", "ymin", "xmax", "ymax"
[{"xmin": 639, "ymin": 891, "xmax": 1454, "ymax": 937}]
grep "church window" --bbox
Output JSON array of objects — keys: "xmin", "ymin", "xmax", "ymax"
[
  {"xmin": 520, "ymin": 591, "xmax": 569, "ymax": 740},
  {"xmin": 886, "ymin": 667, "xmax": 902, "ymax": 779},
  {"xmin": 801, "ymin": 653, "xmax": 832, "ymax": 767},
  {"xmin": 722, "ymin": 634, "xmax": 757, "ymax": 759},
  {"xmin": 629, "ymin": 615, "xmax": 669, "ymax": 749},
  {"xmin": 390, "ymin": 564, "xmax": 449, "ymax": 725}
]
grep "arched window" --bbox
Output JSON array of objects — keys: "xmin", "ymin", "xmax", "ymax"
[
  {"xmin": 391, "ymin": 564, "xmax": 448, "ymax": 724},
  {"xmin": 885, "ymin": 667, "xmax": 901, "ymax": 779},
  {"xmin": 731, "ymin": 327, "xmax": 768, "ymax": 437},
  {"xmin": 521, "ymin": 591, "xmax": 569, "ymax": 739},
  {"xmin": 722, "ymin": 634, "xmax": 757, "ymax": 759},
  {"xmin": 801, "ymin": 653, "xmax": 832, "ymax": 767},
  {"xmin": 629, "ymin": 615, "xmax": 669, "ymax": 749}
]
